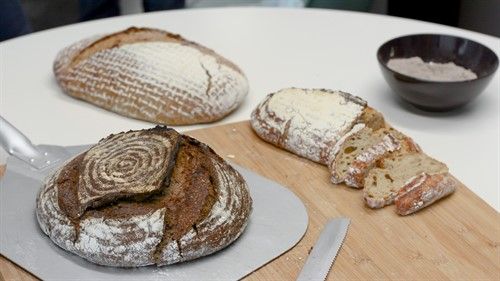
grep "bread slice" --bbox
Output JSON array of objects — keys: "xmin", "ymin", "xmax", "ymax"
[
  {"xmin": 251, "ymin": 88, "xmax": 384, "ymax": 165},
  {"xmin": 358, "ymin": 107, "xmax": 386, "ymax": 131},
  {"xmin": 328, "ymin": 126, "xmax": 420, "ymax": 188},
  {"xmin": 329, "ymin": 125, "xmax": 392, "ymax": 186},
  {"xmin": 363, "ymin": 153, "xmax": 455, "ymax": 213},
  {"xmin": 394, "ymin": 172, "xmax": 458, "ymax": 215}
]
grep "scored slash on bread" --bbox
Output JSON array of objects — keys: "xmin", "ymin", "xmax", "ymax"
[
  {"xmin": 36, "ymin": 126, "xmax": 252, "ymax": 267},
  {"xmin": 54, "ymin": 27, "xmax": 249, "ymax": 125},
  {"xmin": 250, "ymin": 87, "xmax": 457, "ymax": 216}
]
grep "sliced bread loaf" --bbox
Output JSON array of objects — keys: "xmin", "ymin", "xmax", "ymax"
[
  {"xmin": 250, "ymin": 88, "xmax": 384, "ymax": 164},
  {"xmin": 363, "ymin": 153, "xmax": 456, "ymax": 214}
]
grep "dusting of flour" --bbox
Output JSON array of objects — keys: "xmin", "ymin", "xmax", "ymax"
[
  {"xmin": 387, "ymin": 56, "xmax": 477, "ymax": 82},
  {"xmin": 252, "ymin": 88, "xmax": 366, "ymax": 164}
]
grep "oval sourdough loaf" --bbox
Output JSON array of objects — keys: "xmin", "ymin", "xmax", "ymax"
[
  {"xmin": 36, "ymin": 126, "xmax": 252, "ymax": 267},
  {"xmin": 54, "ymin": 27, "xmax": 249, "ymax": 125},
  {"xmin": 250, "ymin": 88, "xmax": 384, "ymax": 165}
]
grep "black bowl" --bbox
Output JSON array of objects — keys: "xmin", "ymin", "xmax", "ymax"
[{"xmin": 377, "ymin": 34, "xmax": 498, "ymax": 111}]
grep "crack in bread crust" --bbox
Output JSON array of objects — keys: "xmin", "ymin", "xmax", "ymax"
[
  {"xmin": 54, "ymin": 27, "xmax": 249, "ymax": 125},
  {"xmin": 36, "ymin": 127, "xmax": 252, "ymax": 267}
]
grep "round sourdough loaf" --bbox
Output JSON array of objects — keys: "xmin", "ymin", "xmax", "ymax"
[
  {"xmin": 53, "ymin": 27, "xmax": 249, "ymax": 125},
  {"xmin": 36, "ymin": 126, "xmax": 252, "ymax": 267}
]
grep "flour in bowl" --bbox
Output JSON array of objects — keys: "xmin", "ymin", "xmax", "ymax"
[{"xmin": 387, "ymin": 56, "xmax": 477, "ymax": 82}]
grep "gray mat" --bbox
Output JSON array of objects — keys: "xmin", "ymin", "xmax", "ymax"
[{"xmin": 0, "ymin": 145, "xmax": 308, "ymax": 280}]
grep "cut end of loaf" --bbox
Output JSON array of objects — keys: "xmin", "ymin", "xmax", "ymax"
[
  {"xmin": 328, "ymin": 124, "xmax": 408, "ymax": 189},
  {"xmin": 250, "ymin": 87, "xmax": 368, "ymax": 164},
  {"xmin": 359, "ymin": 107, "xmax": 385, "ymax": 131}
]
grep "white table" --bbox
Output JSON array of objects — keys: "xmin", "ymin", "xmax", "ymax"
[{"xmin": 1, "ymin": 7, "xmax": 498, "ymax": 210}]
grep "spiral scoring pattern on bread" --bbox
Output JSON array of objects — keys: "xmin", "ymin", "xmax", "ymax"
[{"xmin": 78, "ymin": 132, "xmax": 176, "ymax": 208}]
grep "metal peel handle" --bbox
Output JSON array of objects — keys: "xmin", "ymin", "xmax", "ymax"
[
  {"xmin": 0, "ymin": 116, "xmax": 41, "ymax": 158},
  {"xmin": 0, "ymin": 116, "xmax": 57, "ymax": 170}
]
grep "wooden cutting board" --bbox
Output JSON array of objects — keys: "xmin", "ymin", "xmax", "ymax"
[{"xmin": 1, "ymin": 121, "xmax": 499, "ymax": 280}]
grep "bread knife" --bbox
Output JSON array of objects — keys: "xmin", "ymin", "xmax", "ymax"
[{"xmin": 296, "ymin": 218, "xmax": 350, "ymax": 281}]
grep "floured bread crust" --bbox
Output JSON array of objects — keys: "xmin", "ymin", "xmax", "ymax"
[
  {"xmin": 250, "ymin": 88, "xmax": 368, "ymax": 164},
  {"xmin": 54, "ymin": 27, "xmax": 248, "ymax": 125},
  {"xmin": 36, "ymin": 127, "xmax": 252, "ymax": 267},
  {"xmin": 394, "ymin": 173, "xmax": 457, "ymax": 215}
]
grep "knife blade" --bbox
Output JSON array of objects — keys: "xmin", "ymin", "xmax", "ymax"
[{"xmin": 296, "ymin": 218, "xmax": 350, "ymax": 281}]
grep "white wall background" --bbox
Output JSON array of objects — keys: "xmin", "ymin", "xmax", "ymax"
[{"xmin": 121, "ymin": 0, "xmax": 500, "ymax": 37}]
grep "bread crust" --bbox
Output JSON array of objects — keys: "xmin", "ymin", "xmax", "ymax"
[
  {"xmin": 364, "ymin": 192, "xmax": 390, "ymax": 209},
  {"xmin": 394, "ymin": 172, "xmax": 457, "ymax": 216},
  {"xmin": 54, "ymin": 27, "xmax": 248, "ymax": 125},
  {"xmin": 36, "ymin": 127, "xmax": 252, "ymax": 267},
  {"xmin": 250, "ymin": 88, "xmax": 367, "ymax": 165}
]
